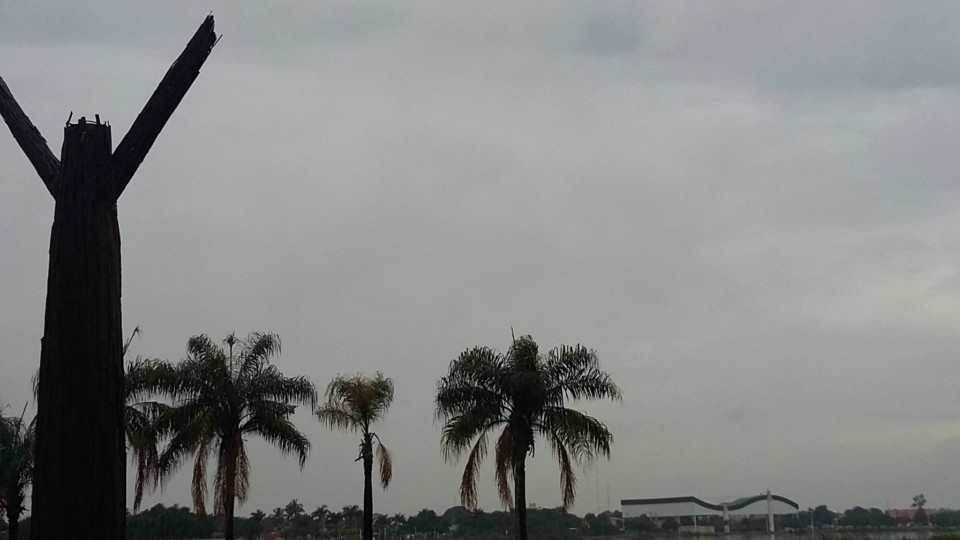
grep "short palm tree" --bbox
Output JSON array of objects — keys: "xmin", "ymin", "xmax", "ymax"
[
  {"xmin": 125, "ymin": 356, "xmax": 169, "ymax": 512},
  {"xmin": 120, "ymin": 327, "xmax": 174, "ymax": 513},
  {"xmin": 435, "ymin": 334, "xmax": 621, "ymax": 540},
  {"xmin": 0, "ymin": 405, "xmax": 35, "ymax": 540},
  {"xmin": 316, "ymin": 373, "xmax": 394, "ymax": 540},
  {"xmin": 146, "ymin": 332, "xmax": 316, "ymax": 540},
  {"xmin": 912, "ymin": 494, "xmax": 928, "ymax": 525}
]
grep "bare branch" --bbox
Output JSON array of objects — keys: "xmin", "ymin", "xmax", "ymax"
[
  {"xmin": 0, "ymin": 77, "xmax": 61, "ymax": 198},
  {"xmin": 107, "ymin": 15, "xmax": 217, "ymax": 200}
]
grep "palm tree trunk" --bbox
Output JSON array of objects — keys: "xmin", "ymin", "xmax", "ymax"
[
  {"xmin": 363, "ymin": 433, "xmax": 374, "ymax": 540},
  {"xmin": 513, "ymin": 455, "xmax": 528, "ymax": 540},
  {"xmin": 224, "ymin": 451, "xmax": 238, "ymax": 540},
  {"xmin": 31, "ymin": 120, "xmax": 126, "ymax": 540}
]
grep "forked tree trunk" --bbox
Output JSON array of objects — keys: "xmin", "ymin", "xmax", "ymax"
[
  {"xmin": 0, "ymin": 17, "xmax": 215, "ymax": 540},
  {"xmin": 31, "ymin": 120, "xmax": 126, "ymax": 540}
]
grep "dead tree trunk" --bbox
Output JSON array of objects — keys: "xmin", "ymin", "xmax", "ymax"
[
  {"xmin": 33, "ymin": 118, "xmax": 125, "ymax": 538},
  {"xmin": 0, "ymin": 16, "xmax": 216, "ymax": 540}
]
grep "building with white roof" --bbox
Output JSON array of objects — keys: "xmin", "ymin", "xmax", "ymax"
[{"xmin": 621, "ymin": 491, "xmax": 800, "ymax": 533}]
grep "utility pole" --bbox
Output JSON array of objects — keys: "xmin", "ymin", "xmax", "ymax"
[{"xmin": 0, "ymin": 16, "xmax": 216, "ymax": 540}]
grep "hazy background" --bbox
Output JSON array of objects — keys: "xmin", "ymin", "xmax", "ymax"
[{"xmin": 2, "ymin": 1, "xmax": 960, "ymax": 517}]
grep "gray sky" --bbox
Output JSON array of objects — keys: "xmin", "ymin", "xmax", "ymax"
[{"xmin": 3, "ymin": 0, "xmax": 960, "ymax": 517}]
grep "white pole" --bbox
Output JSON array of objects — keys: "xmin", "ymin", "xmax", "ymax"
[{"xmin": 766, "ymin": 490, "xmax": 774, "ymax": 533}]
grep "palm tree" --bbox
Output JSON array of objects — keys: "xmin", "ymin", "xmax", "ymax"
[
  {"xmin": 120, "ymin": 327, "xmax": 176, "ymax": 513},
  {"xmin": 341, "ymin": 504, "xmax": 364, "ymax": 534},
  {"xmin": 285, "ymin": 498, "xmax": 305, "ymax": 522},
  {"xmin": 435, "ymin": 334, "xmax": 621, "ymax": 540},
  {"xmin": 0, "ymin": 405, "xmax": 35, "ymax": 540},
  {"xmin": 125, "ymin": 355, "xmax": 170, "ymax": 512},
  {"xmin": 316, "ymin": 373, "xmax": 394, "ymax": 540},
  {"xmin": 146, "ymin": 332, "xmax": 316, "ymax": 540},
  {"xmin": 912, "ymin": 494, "xmax": 928, "ymax": 525},
  {"xmin": 311, "ymin": 504, "xmax": 331, "ymax": 536}
]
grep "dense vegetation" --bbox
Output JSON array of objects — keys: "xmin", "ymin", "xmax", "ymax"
[{"xmin": 124, "ymin": 503, "xmax": 618, "ymax": 540}]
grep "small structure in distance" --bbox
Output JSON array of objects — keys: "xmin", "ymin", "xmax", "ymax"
[{"xmin": 621, "ymin": 491, "xmax": 800, "ymax": 533}]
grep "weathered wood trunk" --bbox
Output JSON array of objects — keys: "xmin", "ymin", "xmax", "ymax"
[
  {"xmin": 31, "ymin": 119, "xmax": 126, "ymax": 540},
  {"xmin": 0, "ymin": 17, "xmax": 215, "ymax": 540}
]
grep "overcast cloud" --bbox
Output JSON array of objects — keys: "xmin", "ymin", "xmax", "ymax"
[{"xmin": 2, "ymin": 1, "xmax": 960, "ymax": 517}]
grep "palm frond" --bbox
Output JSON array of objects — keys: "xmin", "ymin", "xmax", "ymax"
[
  {"xmin": 254, "ymin": 415, "xmax": 311, "ymax": 467},
  {"xmin": 213, "ymin": 433, "xmax": 249, "ymax": 515},
  {"xmin": 0, "ymin": 408, "xmax": 35, "ymax": 515},
  {"xmin": 236, "ymin": 442, "xmax": 250, "ymax": 503},
  {"xmin": 458, "ymin": 433, "xmax": 487, "ymax": 510},
  {"xmin": 505, "ymin": 335, "xmax": 540, "ymax": 373},
  {"xmin": 436, "ymin": 348, "xmax": 505, "ymax": 417},
  {"xmin": 494, "ymin": 426, "xmax": 515, "ymax": 509},
  {"xmin": 544, "ymin": 346, "xmax": 622, "ymax": 404},
  {"xmin": 440, "ymin": 413, "xmax": 502, "ymax": 461},
  {"xmin": 157, "ymin": 406, "xmax": 212, "ymax": 489},
  {"xmin": 243, "ymin": 332, "xmax": 281, "ymax": 364},
  {"xmin": 191, "ymin": 434, "xmax": 213, "ymax": 517},
  {"xmin": 315, "ymin": 403, "xmax": 360, "ymax": 431},
  {"xmin": 126, "ymin": 402, "xmax": 166, "ymax": 512},
  {"xmin": 544, "ymin": 429, "xmax": 577, "ymax": 509},
  {"xmin": 376, "ymin": 439, "xmax": 392, "ymax": 489},
  {"xmin": 538, "ymin": 407, "xmax": 614, "ymax": 462},
  {"xmin": 248, "ymin": 365, "xmax": 317, "ymax": 410}
]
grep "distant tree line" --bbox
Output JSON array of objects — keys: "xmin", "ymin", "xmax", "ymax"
[
  {"xmin": 120, "ymin": 502, "xmax": 621, "ymax": 540},
  {"xmin": 4, "ymin": 500, "xmax": 960, "ymax": 539}
]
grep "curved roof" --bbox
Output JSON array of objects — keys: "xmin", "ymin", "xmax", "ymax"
[{"xmin": 621, "ymin": 494, "xmax": 799, "ymax": 512}]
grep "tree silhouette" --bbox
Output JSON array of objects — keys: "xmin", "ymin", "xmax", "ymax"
[
  {"xmin": 436, "ymin": 334, "xmax": 621, "ymax": 540},
  {"xmin": 144, "ymin": 332, "xmax": 315, "ymax": 540},
  {"xmin": 0, "ymin": 405, "xmax": 35, "ymax": 540},
  {"xmin": 0, "ymin": 17, "xmax": 216, "ymax": 539},
  {"xmin": 912, "ymin": 494, "xmax": 928, "ymax": 525},
  {"xmin": 316, "ymin": 373, "xmax": 395, "ymax": 540}
]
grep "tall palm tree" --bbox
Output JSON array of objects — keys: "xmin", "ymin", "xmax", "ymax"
[
  {"xmin": 316, "ymin": 373, "xmax": 394, "ymax": 540},
  {"xmin": 146, "ymin": 332, "xmax": 316, "ymax": 540},
  {"xmin": 435, "ymin": 334, "xmax": 621, "ymax": 540},
  {"xmin": 0, "ymin": 405, "xmax": 35, "ymax": 540}
]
